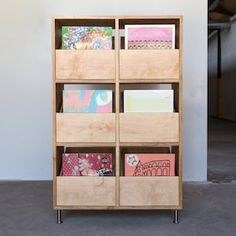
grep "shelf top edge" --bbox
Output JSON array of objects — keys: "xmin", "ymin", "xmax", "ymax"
[{"xmin": 52, "ymin": 16, "xmax": 183, "ymax": 20}]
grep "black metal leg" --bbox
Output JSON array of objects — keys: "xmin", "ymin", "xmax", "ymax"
[
  {"xmin": 173, "ymin": 210, "xmax": 179, "ymax": 224},
  {"xmin": 57, "ymin": 210, "xmax": 63, "ymax": 224}
]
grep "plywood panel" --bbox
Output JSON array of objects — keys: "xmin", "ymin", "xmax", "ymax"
[
  {"xmin": 56, "ymin": 50, "xmax": 115, "ymax": 80},
  {"xmin": 57, "ymin": 177, "xmax": 116, "ymax": 206},
  {"xmin": 120, "ymin": 177, "xmax": 179, "ymax": 206},
  {"xmin": 120, "ymin": 50, "xmax": 179, "ymax": 80},
  {"xmin": 120, "ymin": 113, "xmax": 179, "ymax": 143},
  {"xmin": 56, "ymin": 113, "xmax": 115, "ymax": 143}
]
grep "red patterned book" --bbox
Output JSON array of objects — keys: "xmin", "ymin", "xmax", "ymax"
[
  {"xmin": 78, "ymin": 153, "xmax": 113, "ymax": 176},
  {"xmin": 62, "ymin": 153, "xmax": 80, "ymax": 176}
]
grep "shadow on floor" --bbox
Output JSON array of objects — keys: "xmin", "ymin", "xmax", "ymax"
[{"xmin": 208, "ymin": 117, "xmax": 236, "ymax": 183}]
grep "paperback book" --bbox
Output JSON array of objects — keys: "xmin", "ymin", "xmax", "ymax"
[
  {"xmin": 125, "ymin": 24, "xmax": 175, "ymax": 50},
  {"xmin": 62, "ymin": 153, "xmax": 80, "ymax": 176},
  {"xmin": 63, "ymin": 90, "xmax": 113, "ymax": 113},
  {"xmin": 123, "ymin": 90, "xmax": 173, "ymax": 112},
  {"xmin": 78, "ymin": 153, "xmax": 113, "ymax": 176},
  {"xmin": 62, "ymin": 26, "xmax": 112, "ymax": 50},
  {"xmin": 124, "ymin": 153, "xmax": 175, "ymax": 176}
]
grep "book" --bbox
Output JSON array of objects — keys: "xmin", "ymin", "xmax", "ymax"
[
  {"xmin": 124, "ymin": 153, "xmax": 175, "ymax": 176},
  {"xmin": 123, "ymin": 90, "xmax": 173, "ymax": 112},
  {"xmin": 62, "ymin": 153, "xmax": 80, "ymax": 176},
  {"xmin": 78, "ymin": 153, "xmax": 113, "ymax": 176},
  {"xmin": 63, "ymin": 90, "xmax": 113, "ymax": 113},
  {"xmin": 62, "ymin": 26, "xmax": 112, "ymax": 50},
  {"xmin": 125, "ymin": 24, "xmax": 175, "ymax": 49}
]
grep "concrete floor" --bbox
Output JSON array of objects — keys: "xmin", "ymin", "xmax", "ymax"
[
  {"xmin": 0, "ymin": 118, "xmax": 235, "ymax": 236},
  {"xmin": 208, "ymin": 118, "xmax": 236, "ymax": 183}
]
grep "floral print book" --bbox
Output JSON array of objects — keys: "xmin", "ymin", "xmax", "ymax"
[
  {"xmin": 125, "ymin": 24, "xmax": 175, "ymax": 50},
  {"xmin": 63, "ymin": 90, "xmax": 113, "ymax": 113},
  {"xmin": 61, "ymin": 26, "xmax": 113, "ymax": 50}
]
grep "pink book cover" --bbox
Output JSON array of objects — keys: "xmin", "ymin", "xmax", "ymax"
[
  {"xmin": 63, "ymin": 90, "xmax": 112, "ymax": 113},
  {"xmin": 78, "ymin": 153, "xmax": 113, "ymax": 176},
  {"xmin": 124, "ymin": 153, "xmax": 175, "ymax": 176},
  {"xmin": 125, "ymin": 24, "xmax": 175, "ymax": 50},
  {"xmin": 62, "ymin": 153, "xmax": 80, "ymax": 176}
]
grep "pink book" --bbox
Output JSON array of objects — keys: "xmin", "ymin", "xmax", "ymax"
[
  {"xmin": 124, "ymin": 153, "xmax": 175, "ymax": 176},
  {"xmin": 125, "ymin": 24, "xmax": 175, "ymax": 50},
  {"xmin": 62, "ymin": 153, "xmax": 80, "ymax": 176},
  {"xmin": 78, "ymin": 153, "xmax": 113, "ymax": 176}
]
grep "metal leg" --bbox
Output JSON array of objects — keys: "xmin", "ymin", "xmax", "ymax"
[
  {"xmin": 57, "ymin": 210, "xmax": 63, "ymax": 224},
  {"xmin": 173, "ymin": 210, "xmax": 179, "ymax": 224}
]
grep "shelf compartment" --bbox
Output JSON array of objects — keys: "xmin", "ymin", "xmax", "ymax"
[
  {"xmin": 56, "ymin": 50, "xmax": 116, "ymax": 80},
  {"xmin": 56, "ymin": 113, "xmax": 116, "ymax": 143},
  {"xmin": 120, "ymin": 113, "xmax": 179, "ymax": 143},
  {"xmin": 120, "ymin": 176, "xmax": 179, "ymax": 206},
  {"xmin": 57, "ymin": 176, "xmax": 116, "ymax": 206},
  {"xmin": 120, "ymin": 50, "xmax": 179, "ymax": 80}
]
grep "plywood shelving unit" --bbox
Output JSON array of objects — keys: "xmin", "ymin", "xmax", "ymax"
[{"xmin": 52, "ymin": 16, "xmax": 183, "ymax": 223}]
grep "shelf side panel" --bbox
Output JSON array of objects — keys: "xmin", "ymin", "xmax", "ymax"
[
  {"xmin": 120, "ymin": 177, "xmax": 179, "ymax": 206},
  {"xmin": 120, "ymin": 49, "xmax": 179, "ymax": 80},
  {"xmin": 57, "ymin": 177, "xmax": 116, "ymax": 206},
  {"xmin": 120, "ymin": 113, "xmax": 179, "ymax": 143},
  {"xmin": 56, "ymin": 50, "xmax": 116, "ymax": 80},
  {"xmin": 56, "ymin": 113, "xmax": 116, "ymax": 143}
]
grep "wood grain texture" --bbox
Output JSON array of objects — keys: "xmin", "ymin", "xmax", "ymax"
[
  {"xmin": 56, "ymin": 50, "xmax": 115, "ymax": 80},
  {"xmin": 56, "ymin": 113, "xmax": 116, "ymax": 143},
  {"xmin": 178, "ymin": 15, "xmax": 183, "ymax": 209},
  {"xmin": 120, "ymin": 177, "xmax": 179, "ymax": 206},
  {"xmin": 57, "ymin": 177, "xmax": 116, "ymax": 206},
  {"xmin": 120, "ymin": 113, "xmax": 179, "ymax": 143},
  {"xmin": 120, "ymin": 50, "xmax": 179, "ymax": 80}
]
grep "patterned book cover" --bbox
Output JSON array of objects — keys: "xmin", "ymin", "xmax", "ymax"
[
  {"xmin": 124, "ymin": 153, "xmax": 175, "ymax": 176},
  {"xmin": 125, "ymin": 25, "xmax": 175, "ymax": 50},
  {"xmin": 62, "ymin": 26, "xmax": 112, "ymax": 50},
  {"xmin": 78, "ymin": 153, "xmax": 113, "ymax": 176},
  {"xmin": 63, "ymin": 90, "xmax": 112, "ymax": 113},
  {"xmin": 62, "ymin": 153, "xmax": 80, "ymax": 176},
  {"xmin": 124, "ymin": 90, "xmax": 173, "ymax": 112}
]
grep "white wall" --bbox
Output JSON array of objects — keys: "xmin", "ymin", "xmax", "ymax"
[
  {"xmin": 0, "ymin": 0, "xmax": 207, "ymax": 181},
  {"xmin": 208, "ymin": 20, "xmax": 236, "ymax": 121}
]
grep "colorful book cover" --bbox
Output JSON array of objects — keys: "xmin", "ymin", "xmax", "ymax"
[
  {"xmin": 124, "ymin": 90, "xmax": 173, "ymax": 112},
  {"xmin": 62, "ymin": 153, "xmax": 80, "ymax": 176},
  {"xmin": 125, "ymin": 24, "xmax": 175, "ymax": 50},
  {"xmin": 124, "ymin": 153, "xmax": 175, "ymax": 176},
  {"xmin": 78, "ymin": 153, "xmax": 113, "ymax": 176},
  {"xmin": 62, "ymin": 26, "xmax": 112, "ymax": 50},
  {"xmin": 63, "ymin": 90, "xmax": 112, "ymax": 113}
]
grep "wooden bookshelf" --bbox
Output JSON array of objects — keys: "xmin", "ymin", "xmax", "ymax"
[{"xmin": 52, "ymin": 16, "xmax": 183, "ymax": 224}]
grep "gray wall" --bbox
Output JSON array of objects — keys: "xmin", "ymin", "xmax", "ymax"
[
  {"xmin": 208, "ymin": 20, "xmax": 236, "ymax": 121},
  {"xmin": 0, "ymin": 0, "xmax": 207, "ymax": 181}
]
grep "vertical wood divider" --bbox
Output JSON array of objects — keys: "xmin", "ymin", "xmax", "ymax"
[
  {"xmin": 178, "ymin": 16, "xmax": 183, "ymax": 208},
  {"xmin": 115, "ymin": 18, "xmax": 120, "ymax": 206},
  {"xmin": 52, "ymin": 17, "xmax": 57, "ymax": 208}
]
